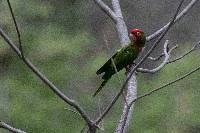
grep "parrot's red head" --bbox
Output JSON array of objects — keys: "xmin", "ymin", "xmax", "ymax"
[{"xmin": 130, "ymin": 29, "xmax": 146, "ymax": 48}]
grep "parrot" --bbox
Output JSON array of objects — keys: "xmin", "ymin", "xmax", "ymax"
[{"xmin": 93, "ymin": 29, "xmax": 146, "ymax": 97}]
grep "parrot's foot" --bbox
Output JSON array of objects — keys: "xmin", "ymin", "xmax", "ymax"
[
  {"xmin": 125, "ymin": 65, "xmax": 131, "ymax": 75},
  {"xmin": 125, "ymin": 64, "xmax": 138, "ymax": 75}
]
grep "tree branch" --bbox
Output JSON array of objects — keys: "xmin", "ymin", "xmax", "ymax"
[
  {"xmin": 147, "ymin": 0, "xmax": 198, "ymax": 42},
  {"xmin": 168, "ymin": 41, "xmax": 200, "ymax": 63},
  {"xmin": 137, "ymin": 40, "xmax": 178, "ymax": 73},
  {"xmin": 5, "ymin": 2, "xmax": 98, "ymax": 132},
  {"xmin": 129, "ymin": 64, "xmax": 200, "ymax": 112},
  {"xmin": 93, "ymin": 0, "xmax": 118, "ymax": 23},
  {"xmin": 0, "ymin": 27, "xmax": 94, "ymax": 130},
  {"xmin": 148, "ymin": 53, "xmax": 165, "ymax": 61},
  {"xmin": 6, "ymin": 0, "xmax": 24, "ymax": 57},
  {"xmin": 0, "ymin": 121, "xmax": 26, "ymax": 133}
]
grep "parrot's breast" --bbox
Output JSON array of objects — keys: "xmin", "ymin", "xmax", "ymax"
[{"xmin": 113, "ymin": 46, "xmax": 139, "ymax": 71}]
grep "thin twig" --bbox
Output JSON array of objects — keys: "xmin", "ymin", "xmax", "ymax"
[
  {"xmin": 0, "ymin": 121, "xmax": 26, "ymax": 133},
  {"xmin": 168, "ymin": 41, "xmax": 200, "ymax": 63},
  {"xmin": 95, "ymin": 0, "xmax": 185, "ymax": 125},
  {"xmin": 147, "ymin": 0, "xmax": 198, "ymax": 42},
  {"xmin": 131, "ymin": 64, "xmax": 200, "ymax": 109},
  {"xmin": 6, "ymin": 0, "xmax": 24, "ymax": 58}
]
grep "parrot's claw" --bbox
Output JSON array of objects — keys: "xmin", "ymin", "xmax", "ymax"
[
  {"xmin": 125, "ymin": 64, "xmax": 138, "ymax": 75},
  {"xmin": 125, "ymin": 65, "xmax": 131, "ymax": 75}
]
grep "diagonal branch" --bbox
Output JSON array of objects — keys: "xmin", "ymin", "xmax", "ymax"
[
  {"xmin": 137, "ymin": 40, "xmax": 178, "ymax": 73},
  {"xmin": 93, "ymin": 0, "xmax": 118, "ymax": 23},
  {"xmin": 0, "ymin": 27, "xmax": 94, "ymax": 129},
  {"xmin": 147, "ymin": 0, "xmax": 198, "ymax": 42},
  {"xmin": 0, "ymin": 121, "xmax": 26, "ymax": 133},
  {"xmin": 2, "ymin": 2, "xmax": 97, "ymax": 130},
  {"xmin": 130, "ymin": 64, "xmax": 200, "ymax": 110},
  {"xmin": 95, "ymin": 0, "xmax": 185, "ymax": 125}
]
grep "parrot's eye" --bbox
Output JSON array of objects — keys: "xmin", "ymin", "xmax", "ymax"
[
  {"xmin": 136, "ymin": 32, "xmax": 141, "ymax": 37},
  {"xmin": 131, "ymin": 34, "xmax": 136, "ymax": 40}
]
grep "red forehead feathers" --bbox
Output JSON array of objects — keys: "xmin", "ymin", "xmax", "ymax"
[{"xmin": 131, "ymin": 29, "xmax": 143, "ymax": 34}]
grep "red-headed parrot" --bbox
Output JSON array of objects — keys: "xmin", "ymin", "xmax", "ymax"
[{"xmin": 94, "ymin": 29, "xmax": 146, "ymax": 96}]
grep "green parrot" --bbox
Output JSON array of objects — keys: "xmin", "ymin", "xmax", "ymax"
[{"xmin": 93, "ymin": 29, "xmax": 146, "ymax": 96}]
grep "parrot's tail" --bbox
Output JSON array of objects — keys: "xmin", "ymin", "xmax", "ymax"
[{"xmin": 93, "ymin": 79, "xmax": 108, "ymax": 97}]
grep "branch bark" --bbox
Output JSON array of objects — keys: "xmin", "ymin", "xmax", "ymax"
[
  {"xmin": 93, "ymin": 0, "xmax": 118, "ymax": 23},
  {"xmin": 0, "ymin": 121, "xmax": 26, "ymax": 133}
]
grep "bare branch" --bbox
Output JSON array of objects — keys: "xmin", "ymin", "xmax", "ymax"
[
  {"xmin": 0, "ymin": 121, "xmax": 26, "ymax": 133},
  {"xmin": 132, "ymin": 64, "xmax": 200, "ymax": 108},
  {"xmin": 168, "ymin": 41, "xmax": 200, "ymax": 63},
  {"xmin": 6, "ymin": 0, "xmax": 24, "ymax": 57},
  {"xmin": 93, "ymin": 0, "xmax": 118, "ymax": 23},
  {"xmin": 0, "ymin": 27, "xmax": 94, "ymax": 129},
  {"xmin": 137, "ymin": 40, "xmax": 178, "ymax": 73},
  {"xmin": 147, "ymin": 0, "xmax": 198, "ymax": 42}
]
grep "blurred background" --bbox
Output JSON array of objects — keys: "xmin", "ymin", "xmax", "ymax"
[{"xmin": 0, "ymin": 0, "xmax": 200, "ymax": 132}]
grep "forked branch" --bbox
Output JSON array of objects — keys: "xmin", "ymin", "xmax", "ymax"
[
  {"xmin": 137, "ymin": 40, "xmax": 178, "ymax": 73},
  {"xmin": 168, "ymin": 41, "xmax": 200, "ymax": 63}
]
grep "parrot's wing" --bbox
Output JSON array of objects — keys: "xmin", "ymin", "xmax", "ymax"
[{"xmin": 96, "ymin": 48, "xmax": 122, "ymax": 75}]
